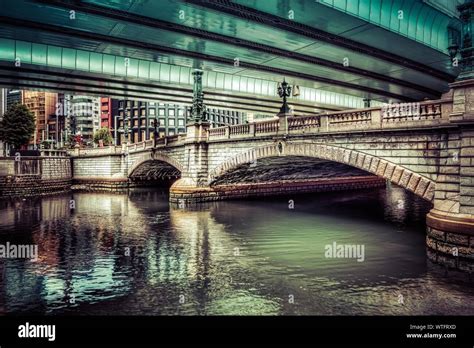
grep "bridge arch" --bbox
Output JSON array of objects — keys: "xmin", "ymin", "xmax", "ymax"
[
  {"xmin": 128, "ymin": 151, "xmax": 184, "ymax": 179},
  {"xmin": 208, "ymin": 142, "xmax": 435, "ymax": 202}
]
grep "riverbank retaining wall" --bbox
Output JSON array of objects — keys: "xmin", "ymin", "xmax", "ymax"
[{"xmin": 0, "ymin": 154, "xmax": 72, "ymax": 198}]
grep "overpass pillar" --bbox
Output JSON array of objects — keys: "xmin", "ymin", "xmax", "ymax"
[{"xmin": 427, "ymin": 79, "xmax": 474, "ymax": 269}]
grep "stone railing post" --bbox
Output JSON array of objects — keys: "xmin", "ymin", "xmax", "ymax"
[
  {"xmin": 277, "ymin": 113, "xmax": 289, "ymax": 135},
  {"xmin": 320, "ymin": 114, "xmax": 329, "ymax": 132},
  {"xmin": 371, "ymin": 109, "xmax": 381, "ymax": 127},
  {"xmin": 249, "ymin": 123, "xmax": 256, "ymax": 137}
]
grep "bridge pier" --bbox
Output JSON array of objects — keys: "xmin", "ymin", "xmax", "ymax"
[
  {"xmin": 170, "ymin": 121, "xmax": 212, "ymax": 203},
  {"xmin": 426, "ymin": 79, "xmax": 474, "ymax": 270}
]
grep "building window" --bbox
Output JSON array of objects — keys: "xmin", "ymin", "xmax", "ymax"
[
  {"xmin": 169, "ymin": 109, "xmax": 175, "ymax": 116},
  {"xmin": 169, "ymin": 119, "xmax": 175, "ymax": 126},
  {"xmin": 178, "ymin": 119, "xmax": 184, "ymax": 126},
  {"xmin": 141, "ymin": 109, "xmax": 146, "ymax": 116},
  {"xmin": 149, "ymin": 108, "xmax": 155, "ymax": 116},
  {"xmin": 178, "ymin": 109, "xmax": 184, "ymax": 116},
  {"xmin": 159, "ymin": 108, "xmax": 165, "ymax": 116}
]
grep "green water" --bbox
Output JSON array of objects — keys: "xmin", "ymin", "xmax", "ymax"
[{"xmin": 0, "ymin": 186, "xmax": 472, "ymax": 315}]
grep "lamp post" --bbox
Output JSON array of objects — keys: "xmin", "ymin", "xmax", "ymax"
[
  {"xmin": 190, "ymin": 69, "xmax": 207, "ymax": 123},
  {"xmin": 123, "ymin": 109, "xmax": 130, "ymax": 144},
  {"xmin": 277, "ymin": 79, "xmax": 292, "ymax": 115},
  {"xmin": 456, "ymin": 0, "xmax": 474, "ymax": 80},
  {"xmin": 153, "ymin": 117, "xmax": 160, "ymax": 147}
]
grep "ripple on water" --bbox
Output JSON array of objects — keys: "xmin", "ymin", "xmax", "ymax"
[{"xmin": 0, "ymin": 187, "xmax": 473, "ymax": 315}]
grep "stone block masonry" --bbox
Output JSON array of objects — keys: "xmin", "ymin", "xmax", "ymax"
[
  {"xmin": 169, "ymin": 176, "xmax": 386, "ymax": 203},
  {"xmin": 71, "ymin": 178, "xmax": 129, "ymax": 193},
  {"xmin": 0, "ymin": 156, "xmax": 72, "ymax": 198},
  {"xmin": 0, "ymin": 176, "xmax": 71, "ymax": 197}
]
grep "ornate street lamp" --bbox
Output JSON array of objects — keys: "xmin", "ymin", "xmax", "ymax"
[
  {"xmin": 190, "ymin": 69, "xmax": 207, "ymax": 123},
  {"xmin": 153, "ymin": 117, "xmax": 160, "ymax": 147},
  {"xmin": 456, "ymin": 0, "xmax": 474, "ymax": 80},
  {"xmin": 118, "ymin": 103, "xmax": 131, "ymax": 145},
  {"xmin": 123, "ymin": 110, "xmax": 130, "ymax": 144},
  {"xmin": 277, "ymin": 79, "xmax": 292, "ymax": 115}
]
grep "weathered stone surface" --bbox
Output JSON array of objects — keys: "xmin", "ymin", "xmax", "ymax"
[
  {"xmin": 398, "ymin": 171, "xmax": 412, "ymax": 188},
  {"xmin": 428, "ymin": 227, "xmax": 445, "ymax": 241},
  {"xmin": 383, "ymin": 163, "xmax": 395, "ymax": 179},
  {"xmin": 446, "ymin": 232, "xmax": 470, "ymax": 246},
  {"xmin": 407, "ymin": 174, "xmax": 421, "ymax": 192},
  {"xmin": 391, "ymin": 167, "xmax": 403, "ymax": 183},
  {"xmin": 376, "ymin": 161, "xmax": 387, "ymax": 177},
  {"xmin": 415, "ymin": 178, "xmax": 430, "ymax": 197}
]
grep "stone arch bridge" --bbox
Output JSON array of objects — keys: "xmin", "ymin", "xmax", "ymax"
[{"xmin": 71, "ymin": 85, "xmax": 474, "ymax": 262}]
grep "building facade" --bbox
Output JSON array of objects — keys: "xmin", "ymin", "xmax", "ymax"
[
  {"xmin": 100, "ymin": 97, "xmax": 118, "ymax": 132},
  {"xmin": 22, "ymin": 91, "xmax": 57, "ymax": 146},
  {"xmin": 6, "ymin": 89, "xmax": 22, "ymax": 110},
  {"xmin": 113, "ymin": 100, "xmax": 246, "ymax": 145},
  {"xmin": 67, "ymin": 95, "xmax": 100, "ymax": 144}
]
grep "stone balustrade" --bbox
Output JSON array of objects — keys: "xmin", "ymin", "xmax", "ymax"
[
  {"xmin": 40, "ymin": 149, "xmax": 69, "ymax": 157},
  {"xmin": 328, "ymin": 110, "xmax": 372, "ymax": 125},
  {"xmin": 208, "ymin": 127, "xmax": 226, "ymax": 138},
  {"xmin": 229, "ymin": 124, "xmax": 250, "ymax": 136},
  {"xmin": 70, "ymin": 99, "xmax": 450, "ymax": 155},
  {"xmin": 288, "ymin": 115, "xmax": 320, "ymax": 130},
  {"xmin": 382, "ymin": 101, "xmax": 443, "ymax": 122},
  {"xmin": 255, "ymin": 119, "xmax": 279, "ymax": 134}
]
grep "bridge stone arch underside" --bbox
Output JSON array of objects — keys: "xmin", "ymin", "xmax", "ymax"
[
  {"xmin": 208, "ymin": 142, "xmax": 436, "ymax": 202},
  {"xmin": 128, "ymin": 151, "xmax": 184, "ymax": 179}
]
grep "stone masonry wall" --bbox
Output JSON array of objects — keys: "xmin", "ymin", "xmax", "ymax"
[
  {"xmin": 72, "ymin": 155, "xmax": 125, "ymax": 179},
  {"xmin": 0, "ymin": 156, "xmax": 72, "ymax": 198},
  {"xmin": 170, "ymin": 176, "xmax": 386, "ymax": 203}
]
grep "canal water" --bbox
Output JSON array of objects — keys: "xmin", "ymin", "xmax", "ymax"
[{"xmin": 0, "ymin": 185, "xmax": 473, "ymax": 315}]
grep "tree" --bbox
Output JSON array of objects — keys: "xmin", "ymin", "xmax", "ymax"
[
  {"xmin": 0, "ymin": 103, "xmax": 36, "ymax": 150},
  {"xmin": 93, "ymin": 127, "xmax": 113, "ymax": 146}
]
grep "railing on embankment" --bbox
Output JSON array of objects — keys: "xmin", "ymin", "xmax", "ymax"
[{"xmin": 68, "ymin": 134, "xmax": 187, "ymax": 157}]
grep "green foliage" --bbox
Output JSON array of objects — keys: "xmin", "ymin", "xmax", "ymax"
[
  {"xmin": 93, "ymin": 127, "xmax": 113, "ymax": 146},
  {"xmin": 0, "ymin": 103, "xmax": 36, "ymax": 149}
]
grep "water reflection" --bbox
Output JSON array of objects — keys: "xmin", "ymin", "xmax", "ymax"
[{"xmin": 0, "ymin": 187, "xmax": 473, "ymax": 315}]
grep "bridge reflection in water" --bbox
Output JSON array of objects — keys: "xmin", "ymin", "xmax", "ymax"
[{"xmin": 0, "ymin": 186, "xmax": 473, "ymax": 316}]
